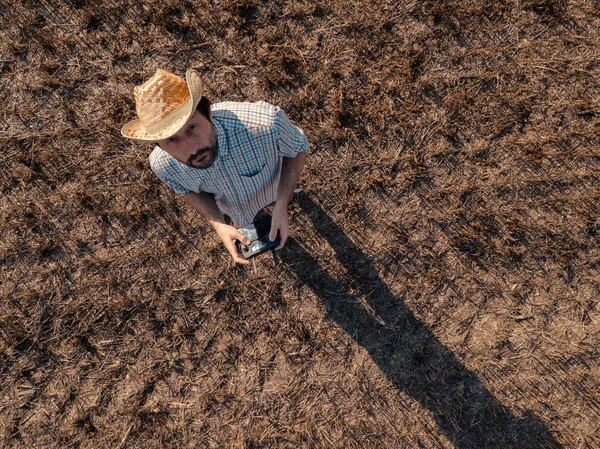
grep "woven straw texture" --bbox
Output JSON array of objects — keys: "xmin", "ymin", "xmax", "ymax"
[{"xmin": 121, "ymin": 69, "xmax": 203, "ymax": 142}]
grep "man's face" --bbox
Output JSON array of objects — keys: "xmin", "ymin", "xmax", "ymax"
[{"xmin": 156, "ymin": 110, "xmax": 218, "ymax": 169}]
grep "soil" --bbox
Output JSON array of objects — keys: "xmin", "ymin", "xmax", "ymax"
[{"xmin": 1, "ymin": 1, "xmax": 600, "ymax": 447}]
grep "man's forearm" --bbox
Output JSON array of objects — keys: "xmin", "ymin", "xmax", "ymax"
[
  {"xmin": 269, "ymin": 152, "xmax": 307, "ymax": 248},
  {"xmin": 183, "ymin": 191, "xmax": 252, "ymax": 265},
  {"xmin": 183, "ymin": 191, "xmax": 226, "ymax": 228},
  {"xmin": 276, "ymin": 152, "xmax": 307, "ymax": 205}
]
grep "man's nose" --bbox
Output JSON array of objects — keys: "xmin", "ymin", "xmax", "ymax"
[{"xmin": 181, "ymin": 134, "xmax": 196, "ymax": 151}]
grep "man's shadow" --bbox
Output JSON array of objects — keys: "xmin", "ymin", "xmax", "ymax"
[{"xmin": 281, "ymin": 193, "xmax": 562, "ymax": 448}]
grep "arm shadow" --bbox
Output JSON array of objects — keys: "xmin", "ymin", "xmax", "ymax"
[{"xmin": 280, "ymin": 193, "xmax": 562, "ymax": 449}]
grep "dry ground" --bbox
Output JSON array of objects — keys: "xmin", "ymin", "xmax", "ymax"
[{"xmin": 1, "ymin": 0, "xmax": 600, "ymax": 447}]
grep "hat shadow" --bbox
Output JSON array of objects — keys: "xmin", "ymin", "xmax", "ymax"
[{"xmin": 281, "ymin": 192, "xmax": 562, "ymax": 448}]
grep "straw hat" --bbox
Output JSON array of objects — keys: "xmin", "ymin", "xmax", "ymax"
[{"xmin": 121, "ymin": 68, "xmax": 203, "ymax": 143}]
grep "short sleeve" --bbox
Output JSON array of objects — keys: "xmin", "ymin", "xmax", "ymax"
[
  {"xmin": 156, "ymin": 173, "xmax": 191, "ymax": 196},
  {"xmin": 149, "ymin": 147, "xmax": 192, "ymax": 196},
  {"xmin": 274, "ymin": 107, "xmax": 310, "ymax": 158}
]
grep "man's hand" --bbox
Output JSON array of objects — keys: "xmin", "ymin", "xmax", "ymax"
[
  {"xmin": 269, "ymin": 201, "xmax": 289, "ymax": 250},
  {"xmin": 213, "ymin": 223, "xmax": 252, "ymax": 265}
]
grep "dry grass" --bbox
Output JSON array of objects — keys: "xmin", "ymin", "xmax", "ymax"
[{"xmin": 1, "ymin": 0, "xmax": 600, "ymax": 447}]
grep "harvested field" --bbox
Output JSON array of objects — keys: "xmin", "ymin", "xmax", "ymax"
[{"xmin": 2, "ymin": 0, "xmax": 600, "ymax": 447}]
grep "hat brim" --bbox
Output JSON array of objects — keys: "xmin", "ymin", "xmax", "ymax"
[{"xmin": 121, "ymin": 69, "xmax": 203, "ymax": 143}]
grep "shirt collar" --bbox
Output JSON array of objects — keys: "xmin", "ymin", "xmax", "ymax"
[{"xmin": 213, "ymin": 118, "xmax": 229, "ymax": 159}]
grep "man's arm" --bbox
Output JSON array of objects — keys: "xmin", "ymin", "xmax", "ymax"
[
  {"xmin": 269, "ymin": 152, "xmax": 307, "ymax": 249},
  {"xmin": 183, "ymin": 191, "xmax": 251, "ymax": 265}
]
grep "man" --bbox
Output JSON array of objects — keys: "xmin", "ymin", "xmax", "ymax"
[{"xmin": 121, "ymin": 68, "xmax": 308, "ymax": 265}]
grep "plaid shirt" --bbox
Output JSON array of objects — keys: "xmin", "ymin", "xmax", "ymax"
[{"xmin": 149, "ymin": 101, "xmax": 309, "ymax": 225}]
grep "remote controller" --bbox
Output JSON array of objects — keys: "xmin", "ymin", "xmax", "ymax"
[{"xmin": 236, "ymin": 216, "xmax": 280, "ymax": 260}]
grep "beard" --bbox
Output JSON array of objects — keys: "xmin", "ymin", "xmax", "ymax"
[
  {"xmin": 187, "ymin": 128, "xmax": 218, "ymax": 169},
  {"xmin": 188, "ymin": 145, "xmax": 218, "ymax": 169}
]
